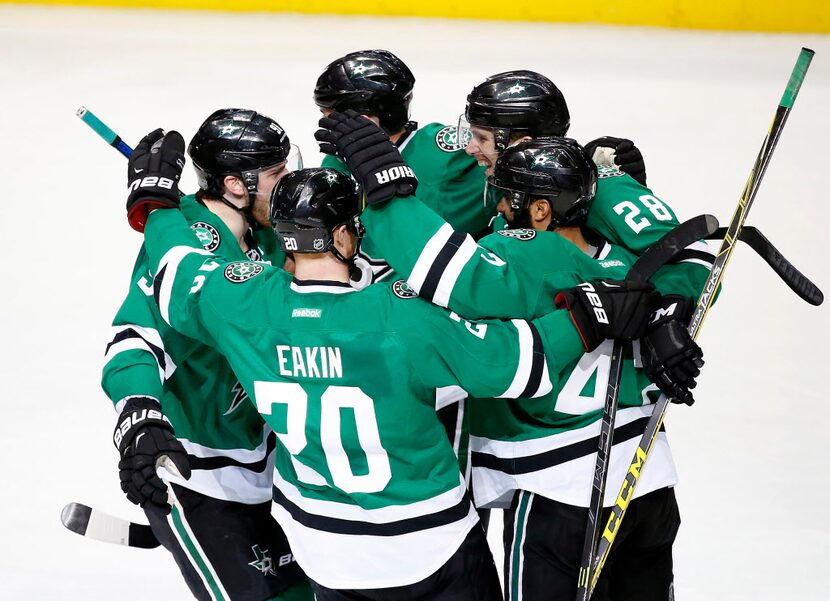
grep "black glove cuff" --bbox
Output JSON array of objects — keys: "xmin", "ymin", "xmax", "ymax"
[
  {"xmin": 114, "ymin": 396, "xmax": 173, "ymax": 452},
  {"xmin": 650, "ymin": 295, "xmax": 694, "ymax": 329}
]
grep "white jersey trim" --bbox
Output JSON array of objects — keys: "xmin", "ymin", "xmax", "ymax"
[
  {"xmin": 104, "ymin": 324, "xmax": 177, "ymax": 382},
  {"xmin": 498, "ymin": 320, "xmax": 552, "ymax": 399},
  {"xmin": 156, "ymin": 246, "xmax": 213, "ymax": 325},
  {"xmin": 470, "ymin": 405, "xmax": 678, "ymax": 508},
  {"xmin": 271, "ymin": 499, "xmax": 478, "ymax": 590},
  {"xmin": 272, "ymin": 467, "xmax": 469, "ymax": 523},
  {"xmin": 432, "ymin": 236, "xmax": 478, "ymax": 307},
  {"xmin": 408, "ymin": 223, "xmax": 454, "ymax": 293}
]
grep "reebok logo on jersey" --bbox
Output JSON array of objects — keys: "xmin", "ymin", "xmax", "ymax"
[
  {"xmin": 224, "ymin": 262, "xmax": 264, "ymax": 283},
  {"xmin": 374, "ymin": 166, "xmax": 415, "ymax": 185},
  {"xmin": 599, "ymin": 260, "xmax": 625, "ymax": 268},
  {"xmin": 191, "ymin": 222, "xmax": 221, "ymax": 252},
  {"xmin": 292, "ymin": 308, "xmax": 322, "ymax": 318},
  {"xmin": 577, "ymin": 282, "xmax": 609, "ymax": 324}
]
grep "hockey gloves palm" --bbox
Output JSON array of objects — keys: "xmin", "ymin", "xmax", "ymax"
[
  {"xmin": 113, "ymin": 397, "xmax": 191, "ymax": 514},
  {"xmin": 315, "ymin": 110, "xmax": 417, "ymax": 206},
  {"xmin": 584, "ymin": 136, "xmax": 647, "ymax": 186},
  {"xmin": 555, "ymin": 280, "xmax": 660, "ymax": 352},
  {"xmin": 641, "ymin": 296, "xmax": 704, "ymax": 405},
  {"xmin": 127, "ymin": 129, "xmax": 186, "ymax": 232}
]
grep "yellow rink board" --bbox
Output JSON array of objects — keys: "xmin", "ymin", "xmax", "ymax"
[{"xmin": 9, "ymin": 0, "xmax": 829, "ymax": 33}]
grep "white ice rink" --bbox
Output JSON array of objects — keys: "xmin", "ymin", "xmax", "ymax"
[{"xmin": 1, "ymin": 4, "xmax": 828, "ymax": 599}]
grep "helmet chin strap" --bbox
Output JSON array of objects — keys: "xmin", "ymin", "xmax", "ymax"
[{"xmin": 331, "ymin": 218, "xmax": 364, "ymax": 269}]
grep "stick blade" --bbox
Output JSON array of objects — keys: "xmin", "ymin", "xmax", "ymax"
[
  {"xmin": 61, "ymin": 502, "xmax": 92, "ymax": 536},
  {"xmin": 60, "ymin": 502, "xmax": 159, "ymax": 549}
]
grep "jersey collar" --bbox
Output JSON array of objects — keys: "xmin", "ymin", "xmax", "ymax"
[{"xmin": 290, "ymin": 279, "xmax": 357, "ymax": 294}]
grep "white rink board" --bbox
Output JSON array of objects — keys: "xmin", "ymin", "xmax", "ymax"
[{"xmin": 0, "ymin": 5, "xmax": 828, "ymax": 600}]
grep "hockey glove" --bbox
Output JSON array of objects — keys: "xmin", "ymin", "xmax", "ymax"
[
  {"xmin": 113, "ymin": 396, "xmax": 191, "ymax": 514},
  {"xmin": 127, "ymin": 129, "xmax": 186, "ymax": 232},
  {"xmin": 315, "ymin": 110, "xmax": 417, "ymax": 206},
  {"xmin": 555, "ymin": 279, "xmax": 661, "ymax": 352},
  {"xmin": 584, "ymin": 136, "xmax": 647, "ymax": 186},
  {"xmin": 641, "ymin": 296, "xmax": 704, "ymax": 406}
]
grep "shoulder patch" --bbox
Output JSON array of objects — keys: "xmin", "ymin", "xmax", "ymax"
[
  {"xmin": 191, "ymin": 222, "xmax": 221, "ymax": 252},
  {"xmin": 496, "ymin": 228, "xmax": 536, "ymax": 241},
  {"xmin": 224, "ymin": 262, "xmax": 264, "ymax": 283},
  {"xmin": 435, "ymin": 125, "xmax": 464, "ymax": 152},
  {"xmin": 392, "ymin": 280, "xmax": 418, "ymax": 299},
  {"xmin": 596, "ymin": 164, "xmax": 625, "ymax": 179}
]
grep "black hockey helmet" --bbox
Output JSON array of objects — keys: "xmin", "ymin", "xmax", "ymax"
[
  {"xmin": 462, "ymin": 71, "xmax": 570, "ymax": 152},
  {"xmin": 188, "ymin": 108, "xmax": 294, "ymax": 202},
  {"xmin": 313, "ymin": 50, "xmax": 415, "ymax": 133},
  {"xmin": 270, "ymin": 168, "xmax": 363, "ymax": 260},
  {"xmin": 486, "ymin": 138, "xmax": 596, "ymax": 229}
]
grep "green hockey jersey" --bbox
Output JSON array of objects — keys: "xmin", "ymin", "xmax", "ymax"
[
  {"xmin": 322, "ymin": 121, "xmax": 490, "ymax": 288},
  {"xmin": 102, "ymin": 194, "xmax": 284, "ymax": 504},
  {"xmin": 360, "ymin": 191, "xmax": 712, "ymax": 507},
  {"xmin": 139, "ymin": 207, "xmax": 589, "ymax": 589}
]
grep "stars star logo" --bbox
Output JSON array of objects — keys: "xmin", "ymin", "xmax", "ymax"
[
  {"xmin": 352, "ymin": 63, "xmax": 369, "ymax": 76},
  {"xmin": 248, "ymin": 545, "xmax": 276, "ymax": 576},
  {"xmin": 506, "ymin": 83, "xmax": 526, "ymax": 95},
  {"xmin": 220, "ymin": 124, "xmax": 236, "ymax": 136}
]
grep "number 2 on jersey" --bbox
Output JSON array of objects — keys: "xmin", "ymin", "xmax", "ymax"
[
  {"xmin": 613, "ymin": 194, "xmax": 672, "ymax": 234},
  {"xmin": 254, "ymin": 381, "xmax": 392, "ymax": 494}
]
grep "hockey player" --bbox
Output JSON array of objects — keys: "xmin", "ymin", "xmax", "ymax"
[
  {"xmin": 460, "ymin": 69, "xmax": 647, "ymax": 186},
  {"xmin": 457, "ymin": 69, "xmax": 712, "ymax": 301},
  {"xmin": 120, "ymin": 128, "xmax": 666, "ymax": 600},
  {"xmin": 316, "ymin": 113, "xmax": 706, "ymax": 600},
  {"xmin": 104, "ymin": 109, "xmax": 312, "ymax": 601},
  {"xmin": 313, "ymin": 48, "xmax": 492, "ymax": 288},
  {"xmin": 313, "ymin": 53, "xmax": 655, "ymax": 488}
]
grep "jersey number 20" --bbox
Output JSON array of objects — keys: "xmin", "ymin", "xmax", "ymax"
[{"xmin": 254, "ymin": 382, "xmax": 392, "ymax": 494}]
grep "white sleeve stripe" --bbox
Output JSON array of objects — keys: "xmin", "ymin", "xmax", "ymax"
[
  {"xmin": 498, "ymin": 320, "xmax": 535, "ymax": 399},
  {"xmin": 104, "ymin": 339, "xmax": 166, "ymax": 382},
  {"xmin": 532, "ymin": 352, "xmax": 552, "ymax": 398},
  {"xmin": 105, "ymin": 325, "xmax": 178, "ymax": 380},
  {"xmin": 432, "ymin": 236, "xmax": 479, "ymax": 308},
  {"xmin": 681, "ymin": 257, "xmax": 715, "ymax": 269},
  {"xmin": 408, "ymin": 223, "xmax": 455, "ymax": 292},
  {"xmin": 156, "ymin": 246, "xmax": 213, "ymax": 325},
  {"xmin": 109, "ymin": 324, "xmax": 165, "ymax": 351}
]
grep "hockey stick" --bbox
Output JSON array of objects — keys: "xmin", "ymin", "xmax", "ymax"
[
  {"xmin": 61, "ymin": 456, "xmax": 184, "ymax": 549},
  {"xmin": 77, "ymin": 106, "xmax": 134, "ymax": 158},
  {"xmin": 586, "ymin": 47, "xmax": 816, "ymax": 597},
  {"xmin": 61, "ymin": 502, "xmax": 159, "ymax": 549},
  {"xmin": 575, "ymin": 214, "xmax": 719, "ymax": 600},
  {"xmin": 707, "ymin": 226, "xmax": 823, "ymax": 306}
]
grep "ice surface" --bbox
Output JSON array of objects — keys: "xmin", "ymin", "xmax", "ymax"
[{"xmin": 1, "ymin": 5, "xmax": 828, "ymax": 599}]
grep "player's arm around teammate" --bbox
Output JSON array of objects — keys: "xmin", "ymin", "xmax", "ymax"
[
  {"xmin": 124, "ymin": 127, "xmax": 665, "ymax": 600},
  {"xmin": 107, "ymin": 110, "xmax": 312, "ymax": 601}
]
